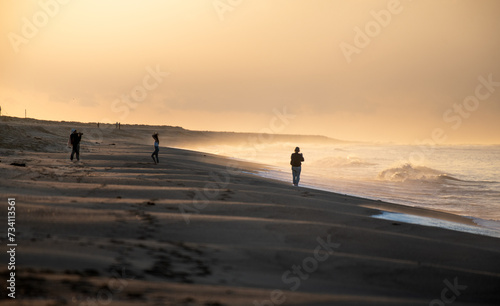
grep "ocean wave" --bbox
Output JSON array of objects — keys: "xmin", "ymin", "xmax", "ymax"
[
  {"xmin": 309, "ymin": 156, "xmax": 375, "ymax": 168},
  {"xmin": 377, "ymin": 163, "xmax": 461, "ymax": 182}
]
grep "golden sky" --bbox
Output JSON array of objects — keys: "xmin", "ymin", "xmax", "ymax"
[{"xmin": 1, "ymin": 0, "xmax": 500, "ymax": 143}]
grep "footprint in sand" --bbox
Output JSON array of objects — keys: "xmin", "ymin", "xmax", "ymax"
[{"xmin": 143, "ymin": 242, "xmax": 212, "ymax": 283}]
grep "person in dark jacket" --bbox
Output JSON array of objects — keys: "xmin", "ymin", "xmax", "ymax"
[
  {"xmin": 290, "ymin": 146, "xmax": 304, "ymax": 186},
  {"xmin": 151, "ymin": 133, "xmax": 159, "ymax": 164},
  {"xmin": 70, "ymin": 129, "xmax": 83, "ymax": 161}
]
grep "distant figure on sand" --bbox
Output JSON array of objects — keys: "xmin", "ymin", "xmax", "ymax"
[
  {"xmin": 69, "ymin": 129, "xmax": 83, "ymax": 161},
  {"xmin": 290, "ymin": 147, "xmax": 304, "ymax": 186},
  {"xmin": 151, "ymin": 133, "xmax": 159, "ymax": 164}
]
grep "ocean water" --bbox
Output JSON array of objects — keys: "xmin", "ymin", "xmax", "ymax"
[{"xmin": 191, "ymin": 143, "xmax": 500, "ymax": 232}]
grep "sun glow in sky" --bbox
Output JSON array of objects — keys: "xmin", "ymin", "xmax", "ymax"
[{"xmin": 1, "ymin": 0, "xmax": 500, "ymax": 143}]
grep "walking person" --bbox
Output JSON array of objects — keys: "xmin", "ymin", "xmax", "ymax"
[
  {"xmin": 290, "ymin": 147, "xmax": 304, "ymax": 186},
  {"xmin": 151, "ymin": 133, "xmax": 159, "ymax": 164},
  {"xmin": 69, "ymin": 129, "xmax": 83, "ymax": 161}
]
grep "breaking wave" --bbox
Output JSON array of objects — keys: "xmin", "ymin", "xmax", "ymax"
[{"xmin": 378, "ymin": 163, "xmax": 461, "ymax": 182}]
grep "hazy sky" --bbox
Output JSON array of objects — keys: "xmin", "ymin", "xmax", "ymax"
[{"xmin": 1, "ymin": 0, "xmax": 500, "ymax": 143}]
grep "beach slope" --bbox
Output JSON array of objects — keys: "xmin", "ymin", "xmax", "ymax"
[{"xmin": 0, "ymin": 119, "xmax": 499, "ymax": 305}]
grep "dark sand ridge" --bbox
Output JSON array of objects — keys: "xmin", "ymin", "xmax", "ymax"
[
  {"xmin": 0, "ymin": 116, "xmax": 345, "ymax": 153},
  {"xmin": 0, "ymin": 118, "xmax": 500, "ymax": 305}
]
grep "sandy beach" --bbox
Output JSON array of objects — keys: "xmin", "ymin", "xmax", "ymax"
[{"xmin": 1, "ymin": 117, "xmax": 500, "ymax": 305}]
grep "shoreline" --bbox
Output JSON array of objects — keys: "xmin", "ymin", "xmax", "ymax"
[
  {"xmin": 256, "ymin": 168, "xmax": 500, "ymax": 235},
  {"xmin": 207, "ymin": 152, "xmax": 500, "ymax": 234},
  {"xmin": 178, "ymin": 140, "xmax": 500, "ymax": 228},
  {"xmin": 1, "ymin": 121, "xmax": 500, "ymax": 304}
]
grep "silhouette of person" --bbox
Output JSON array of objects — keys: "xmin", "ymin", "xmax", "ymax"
[
  {"xmin": 151, "ymin": 133, "xmax": 159, "ymax": 164},
  {"xmin": 70, "ymin": 129, "xmax": 83, "ymax": 161},
  {"xmin": 290, "ymin": 147, "xmax": 304, "ymax": 186}
]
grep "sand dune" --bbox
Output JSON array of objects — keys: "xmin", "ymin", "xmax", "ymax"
[{"xmin": 1, "ymin": 117, "xmax": 499, "ymax": 305}]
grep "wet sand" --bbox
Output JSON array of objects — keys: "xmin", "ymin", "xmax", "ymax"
[{"xmin": 1, "ymin": 118, "xmax": 499, "ymax": 305}]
